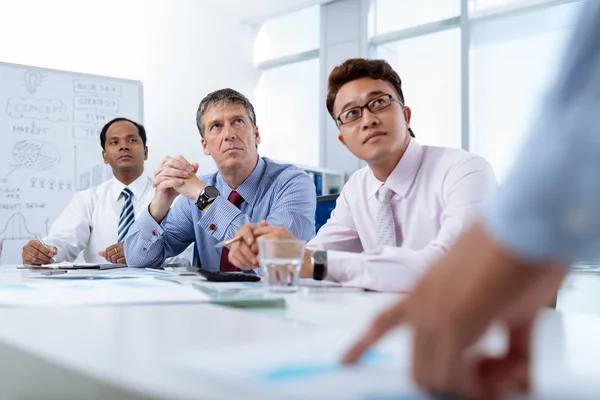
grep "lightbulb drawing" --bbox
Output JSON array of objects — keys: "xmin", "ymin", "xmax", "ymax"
[{"xmin": 21, "ymin": 70, "xmax": 45, "ymax": 94}]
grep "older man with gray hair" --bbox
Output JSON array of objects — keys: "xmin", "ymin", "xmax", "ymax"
[{"xmin": 124, "ymin": 88, "xmax": 316, "ymax": 270}]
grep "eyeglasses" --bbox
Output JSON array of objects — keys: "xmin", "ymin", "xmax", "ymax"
[{"xmin": 336, "ymin": 94, "xmax": 404, "ymax": 126}]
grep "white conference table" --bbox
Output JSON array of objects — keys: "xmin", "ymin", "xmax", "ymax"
[{"xmin": 0, "ymin": 265, "xmax": 599, "ymax": 399}]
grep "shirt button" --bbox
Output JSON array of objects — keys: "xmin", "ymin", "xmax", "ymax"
[
  {"xmin": 209, "ymin": 224, "xmax": 216, "ymax": 230},
  {"xmin": 152, "ymin": 230, "xmax": 157, "ymax": 236}
]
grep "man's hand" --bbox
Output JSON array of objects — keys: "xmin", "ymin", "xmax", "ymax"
[
  {"xmin": 150, "ymin": 155, "xmax": 200, "ymax": 222},
  {"xmin": 252, "ymin": 221, "xmax": 296, "ymax": 241},
  {"xmin": 248, "ymin": 221, "xmax": 313, "ymax": 277},
  {"xmin": 98, "ymin": 242, "xmax": 126, "ymax": 264},
  {"xmin": 22, "ymin": 240, "xmax": 57, "ymax": 265},
  {"xmin": 154, "ymin": 155, "xmax": 204, "ymax": 200},
  {"xmin": 228, "ymin": 223, "xmax": 260, "ymax": 270},
  {"xmin": 229, "ymin": 221, "xmax": 299, "ymax": 270},
  {"xmin": 341, "ymin": 222, "xmax": 568, "ymax": 399}
]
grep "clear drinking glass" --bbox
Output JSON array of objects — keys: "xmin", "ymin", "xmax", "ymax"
[{"xmin": 257, "ymin": 238, "xmax": 305, "ymax": 292}]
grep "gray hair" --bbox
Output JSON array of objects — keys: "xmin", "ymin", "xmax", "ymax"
[{"xmin": 196, "ymin": 88, "xmax": 257, "ymax": 138}]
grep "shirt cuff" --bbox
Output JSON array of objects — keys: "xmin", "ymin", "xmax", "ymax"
[
  {"xmin": 325, "ymin": 251, "xmax": 362, "ymax": 283},
  {"xmin": 136, "ymin": 207, "xmax": 167, "ymax": 244},
  {"xmin": 197, "ymin": 196, "xmax": 242, "ymax": 240},
  {"xmin": 52, "ymin": 250, "xmax": 66, "ymax": 264}
]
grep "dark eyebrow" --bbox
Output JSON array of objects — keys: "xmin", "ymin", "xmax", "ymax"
[
  {"xmin": 340, "ymin": 90, "xmax": 387, "ymax": 113},
  {"xmin": 108, "ymin": 133, "xmax": 138, "ymax": 141}
]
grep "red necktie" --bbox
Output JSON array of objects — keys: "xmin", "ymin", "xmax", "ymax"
[{"xmin": 220, "ymin": 191, "xmax": 243, "ymax": 271}]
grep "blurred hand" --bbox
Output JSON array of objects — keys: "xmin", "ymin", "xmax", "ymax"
[
  {"xmin": 98, "ymin": 242, "xmax": 126, "ymax": 264},
  {"xmin": 341, "ymin": 222, "xmax": 568, "ymax": 399},
  {"xmin": 22, "ymin": 240, "xmax": 57, "ymax": 265}
]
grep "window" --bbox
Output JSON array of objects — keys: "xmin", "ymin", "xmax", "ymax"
[
  {"xmin": 377, "ymin": 28, "xmax": 461, "ymax": 148},
  {"xmin": 371, "ymin": 0, "xmax": 460, "ymax": 36},
  {"xmin": 370, "ymin": 0, "xmax": 585, "ymax": 180},
  {"xmin": 254, "ymin": 6, "xmax": 320, "ymax": 64},
  {"xmin": 469, "ymin": 1, "xmax": 583, "ymax": 180},
  {"xmin": 470, "ymin": 0, "xmax": 534, "ymax": 13},
  {"xmin": 253, "ymin": 6, "xmax": 321, "ymax": 167},
  {"xmin": 254, "ymin": 59, "xmax": 320, "ymax": 166}
]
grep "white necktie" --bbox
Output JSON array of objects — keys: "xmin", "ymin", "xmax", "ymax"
[{"xmin": 376, "ymin": 185, "xmax": 396, "ymax": 247}]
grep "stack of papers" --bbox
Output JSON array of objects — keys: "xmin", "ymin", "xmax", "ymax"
[
  {"xmin": 27, "ymin": 268, "xmax": 178, "ymax": 280},
  {"xmin": 39, "ymin": 262, "xmax": 127, "ymax": 270}
]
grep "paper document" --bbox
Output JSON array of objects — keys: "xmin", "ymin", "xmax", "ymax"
[
  {"xmin": 298, "ymin": 278, "xmax": 343, "ymax": 287},
  {"xmin": 0, "ymin": 278, "xmax": 210, "ymax": 307},
  {"xmin": 40, "ymin": 262, "xmax": 127, "ymax": 270},
  {"xmin": 158, "ymin": 278, "xmax": 285, "ymax": 307},
  {"xmin": 28, "ymin": 268, "xmax": 177, "ymax": 280}
]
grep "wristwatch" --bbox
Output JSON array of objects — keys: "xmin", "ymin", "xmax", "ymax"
[
  {"xmin": 311, "ymin": 250, "xmax": 327, "ymax": 281},
  {"xmin": 196, "ymin": 186, "xmax": 220, "ymax": 210}
]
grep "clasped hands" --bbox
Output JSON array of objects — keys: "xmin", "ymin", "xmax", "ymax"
[{"xmin": 152, "ymin": 155, "xmax": 203, "ymax": 201}]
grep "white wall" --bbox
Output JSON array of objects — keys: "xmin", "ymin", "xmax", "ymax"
[{"xmin": 0, "ymin": 0, "xmax": 259, "ymax": 175}]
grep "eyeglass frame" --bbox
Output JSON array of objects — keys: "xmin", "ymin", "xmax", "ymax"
[{"xmin": 336, "ymin": 94, "xmax": 405, "ymax": 127}]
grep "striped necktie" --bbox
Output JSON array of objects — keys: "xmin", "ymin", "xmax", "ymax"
[{"xmin": 117, "ymin": 187, "xmax": 134, "ymax": 243}]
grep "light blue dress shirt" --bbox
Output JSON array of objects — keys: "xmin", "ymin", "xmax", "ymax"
[
  {"xmin": 485, "ymin": 0, "xmax": 600, "ymax": 262},
  {"xmin": 124, "ymin": 157, "xmax": 316, "ymax": 269}
]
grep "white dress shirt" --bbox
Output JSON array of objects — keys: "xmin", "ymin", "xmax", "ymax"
[
  {"xmin": 307, "ymin": 139, "xmax": 497, "ymax": 292},
  {"xmin": 44, "ymin": 175, "xmax": 190, "ymax": 266}
]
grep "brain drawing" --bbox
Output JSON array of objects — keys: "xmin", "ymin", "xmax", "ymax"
[{"xmin": 12, "ymin": 140, "xmax": 61, "ymax": 170}]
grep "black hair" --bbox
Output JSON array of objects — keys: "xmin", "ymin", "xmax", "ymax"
[{"xmin": 100, "ymin": 117, "xmax": 147, "ymax": 150}]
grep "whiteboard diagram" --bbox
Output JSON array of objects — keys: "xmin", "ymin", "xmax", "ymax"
[
  {"xmin": 0, "ymin": 61, "xmax": 143, "ymax": 264},
  {"xmin": 21, "ymin": 70, "xmax": 45, "ymax": 94},
  {"xmin": 0, "ymin": 213, "xmax": 38, "ymax": 241},
  {"xmin": 6, "ymin": 97, "xmax": 69, "ymax": 122},
  {"xmin": 73, "ymin": 145, "xmax": 113, "ymax": 191},
  {"xmin": 8, "ymin": 139, "xmax": 61, "ymax": 176}
]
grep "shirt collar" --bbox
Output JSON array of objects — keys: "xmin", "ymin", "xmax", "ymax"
[
  {"xmin": 216, "ymin": 156, "xmax": 266, "ymax": 207},
  {"xmin": 111, "ymin": 174, "xmax": 149, "ymax": 202},
  {"xmin": 367, "ymin": 139, "xmax": 424, "ymax": 199}
]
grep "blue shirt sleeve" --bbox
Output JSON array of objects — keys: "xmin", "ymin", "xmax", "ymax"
[
  {"xmin": 124, "ymin": 200, "xmax": 196, "ymax": 268},
  {"xmin": 264, "ymin": 170, "xmax": 317, "ymax": 242},
  {"xmin": 484, "ymin": 0, "xmax": 600, "ymax": 262},
  {"xmin": 124, "ymin": 164, "xmax": 316, "ymax": 269}
]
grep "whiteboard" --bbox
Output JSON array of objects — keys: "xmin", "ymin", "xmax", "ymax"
[{"xmin": 0, "ymin": 62, "xmax": 143, "ymax": 264}]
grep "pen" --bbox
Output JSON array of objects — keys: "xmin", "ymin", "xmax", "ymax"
[
  {"xmin": 214, "ymin": 236, "xmax": 243, "ymax": 248},
  {"xmin": 34, "ymin": 234, "xmax": 50, "ymax": 249},
  {"xmin": 40, "ymin": 270, "xmax": 67, "ymax": 276}
]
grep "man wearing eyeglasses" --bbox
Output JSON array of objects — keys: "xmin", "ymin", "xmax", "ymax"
[{"xmin": 227, "ymin": 58, "xmax": 496, "ymax": 292}]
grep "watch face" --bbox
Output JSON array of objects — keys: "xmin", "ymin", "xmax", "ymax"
[
  {"xmin": 203, "ymin": 186, "xmax": 220, "ymax": 199},
  {"xmin": 313, "ymin": 250, "xmax": 327, "ymax": 264}
]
